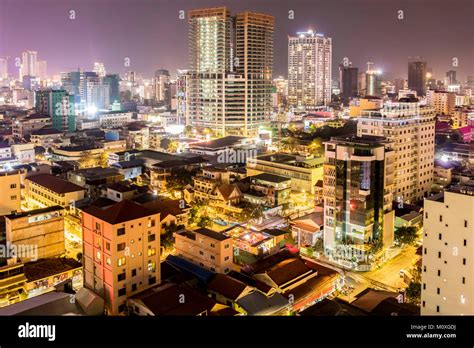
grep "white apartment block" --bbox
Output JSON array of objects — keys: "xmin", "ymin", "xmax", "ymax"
[
  {"xmin": 99, "ymin": 112, "xmax": 132, "ymax": 129},
  {"xmin": 288, "ymin": 30, "xmax": 332, "ymax": 109},
  {"xmin": 422, "ymin": 182, "xmax": 474, "ymax": 315},
  {"xmin": 357, "ymin": 101, "xmax": 436, "ymax": 203}
]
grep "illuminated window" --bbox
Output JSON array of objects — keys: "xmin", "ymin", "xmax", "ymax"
[
  {"xmin": 118, "ymin": 257, "xmax": 126, "ymax": 267},
  {"xmin": 106, "ymin": 257, "xmax": 111, "ymax": 265},
  {"xmin": 96, "ymin": 251, "xmax": 101, "ymax": 260},
  {"xmin": 147, "ymin": 248, "xmax": 156, "ymax": 256},
  {"xmin": 148, "ymin": 261, "xmax": 156, "ymax": 272}
]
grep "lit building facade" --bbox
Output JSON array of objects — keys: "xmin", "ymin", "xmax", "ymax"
[
  {"xmin": 323, "ymin": 135, "xmax": 395, "ymax": 270},
  {"xmin": 288, "ymin": 30, "xmax": 332, "ymax": 109},
  {"xmin": 427, "ymin": 90, "xmax": 456, "ymax": 115},
  {"xmin": 35, "ymin": 90, "xmax": 76, "ymax": 132},
  {"xmin": 365, "ymin": 62, "xmax": 382, "ymax": 97},
  {"xmin": 5, "ymin": 206, "xmax": 65, "ymax": 262},
  {"xmin": 21, "ymin": 50, "xmax": 38, "ymax": 77},
  {"xmin": 187, "ymin": 7, "xmax": 274, "ymax": 137},
  {"xmin": 25, "ymin": 174, "xmax": 85, "ymax": 209},
  {"xmin": 174, "ymin": 228, "xmax": 233, "ymax": 274},
  {"xmin": 0, "ymin": 170, "xmax": 22, "ymax": 215},
  {"xmin": 357, "ymin": 100, "xmax": 436, "ymax": 203},
  {"xmin": 82, "ymin": 200, "xmax": 161, "ymax": 315}
]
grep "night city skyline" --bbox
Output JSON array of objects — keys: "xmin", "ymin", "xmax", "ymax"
[
  {"xmin": 1, "ymin": 0, "xmax": 473, "ymax": 79},
  {"xmin": 2, "ymin": 0, "xmax": 474, "ymax": 345}
]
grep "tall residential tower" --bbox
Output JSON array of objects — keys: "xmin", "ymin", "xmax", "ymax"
[
  {"xmin": 187, "ymin": 7, "xmax": 274, "ymax": 137},
  {"xmin": 288, "ymin": 30, "xmax": 332, "ymax": 109}
]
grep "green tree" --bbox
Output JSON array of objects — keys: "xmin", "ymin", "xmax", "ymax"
[
  {"xmin": 161, "ymin": 224, "xmax": 182, "ymax": 250},
  {"xmin": 197, "ymin": 216, "xmax": 213, "ymax": 228},
  {"xmin": 98, "ymin": 152, "xmax": 109, "ymax": 167},
  {"xmin": 238, "ymin": 202, "xmax": 264, "ymax": 222},
  {"xmin": 308, "ymin": 138, "xmax": 323, "ymax": 156},
  {"xmin": 314, "ymin": 238, "xmax": 324, "ymax": 252},
  {"xmin": 395, "ymin": 226, "xmax": 418, "ymax": 246},
  {"xmin": 406, "ymin": 281, "xmax": 421, "ymax": 305},
  {"xmin": 167, "ymin": 169, "xmax": 194, "ymax": 192}
]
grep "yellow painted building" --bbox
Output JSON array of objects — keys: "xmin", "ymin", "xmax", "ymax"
[
  {"xmin": 5, "ymin": 206, "xmax": 66, "ymax": 262},
  {"xmin": 0, "ymin": 170, "xmax": 22, "ymax": 215},
  {"xmin": 25, "ymin": 174, "xmax": 85, "ymax": 209},
  {"xmin": 174, "ymin": 228, "xmax": 233, "ymax": 274}
]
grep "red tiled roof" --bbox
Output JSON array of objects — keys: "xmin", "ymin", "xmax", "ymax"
[
  {"xmin": 208, "ymin": 274, "xmax": 249, "ymax": 301},
  {"xmin": 82, "ymin": 199, "xmax": 158, "ymax": 224},
  {"xmin": 264, "ymin": 258, "xmax": 313, "ymax": 287}
]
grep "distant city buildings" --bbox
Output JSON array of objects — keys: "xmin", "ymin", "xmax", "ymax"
[
  {"xmin": 427, "ymin": 90, "xmax": 456, "ymax": 115},
  {"xmin": 288, "ymin": 30, "xmax": 332, "ymax": 109},
  {"xmin": 61, "ymin": 70, "xmax": 111, "ymax": 111},
  {"xmin": 153, "ymin": 69, "xmax": 171, "ymax": 108},
  {"xmin": 0, "ymin": 57, "xmax": 8, "ymax": 80},
  {"xmin": 365, "ymin": 62, "xmax": 382, "ymax": 97},
  {"xmin": 0, "ymin": 1, "xmax": 473, "ymax": 320},
  {"xmin": 20, "ymin": 50, "xmax": 38, "ymax": 78},
  {"xmin": 339, "ymin": 63, "xmax": 358, "ymax": 106},
  {"xmin": 35, "ymin": 90, "xmax": 76, "ymax": 132},
  {"xmin": 93, "ymin": 62, "xmax": 106, "ymax": 78},
  {"xmin": 408, "ymin": 58, "xmax": 427, "ymax": 96}
]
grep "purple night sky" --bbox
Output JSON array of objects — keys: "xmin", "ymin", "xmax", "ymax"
[{"xmin": 0, "ymin": 0, "xmax": 473, "ymax": 80}]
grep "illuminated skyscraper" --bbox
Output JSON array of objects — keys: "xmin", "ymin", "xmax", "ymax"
[
  {"xmin": 176, "ymin": 69, "xmax": 190, "ymax": 125},
  {"xmin": 0, "ymin": 57, "xmax": 8, "ymax": 80},
  {"xmin": 153, "ymin": 69, "xmax": 171, "ymax": 108},
  {"xmin": 21, "ymin": 50, "xmax": 38, "ymax": 77},
  {"xmin": 339, "ymin": 63, "xmax": 358, "ymax": 106},
  {"xmin": 288, "ymin": 30, "xmax": 332, "ymax": 109},
  {"xmin": 35, "ymin": 90, "xmax": 76, "ymax": 132},
  {"xmin": 93, "ymin": 62, "xmax": 107, "ymax": 77},
  {"xmin": 323, "ymin": 135, "xmax": 395, "ymax": 270},
  {"xmin": 408, "ymin": 58, "xmax": 427, "ymax": 96},
  {"xmin": 365, "ymin": 62, "xmax": 382, "ymax": 97},
  {"xmin": 187, "ymin": 7, "xmax": 274, "ymax": 137}
]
